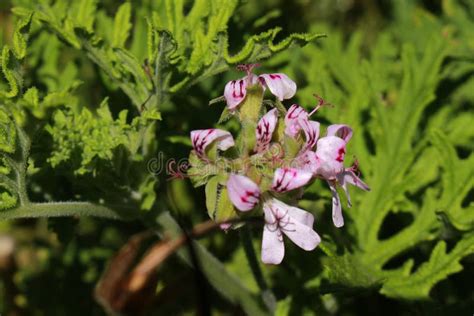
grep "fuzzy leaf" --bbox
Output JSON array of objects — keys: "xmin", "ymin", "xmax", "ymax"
[
  {"xmin": 188, "ymin": 151, "xmax": 215, "ymax": 187},
  {"xmin": 1, "ymin": 46, "xmax": 20, "ymax": 98},
  {"xmin": 0, "ymin": 108, "xmax": 17, "ymax": 154},
  {"xmin": 12, "ymin": 12, "xmax": 33, "ymax": 59},
  {"xmin": 225, "ymin": 28, "xmax": 325, "ymax": 64},
  {"xmin": 112, "ymin": 2, "xmax": 132, "ymax": 48},
  {"xmin": 381, "ymin": 234, "xmax": 474, "ymax": 299},
  {"xmin": 45, "ymin": 101, "xmax": 150, "ymax": 175},
  {"xmin": 205, "ymin": 175, "xmax": 237, "ymax": 223},
  {"xmin": 431, "ymin": 130, "xmax": 474, "ymax": 230},
  {"xmin": 73, "ymin": 0, "xmax": 98, "ymax": 32}
]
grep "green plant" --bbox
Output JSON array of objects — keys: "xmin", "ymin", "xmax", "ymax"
[
  {"xmin": 272, "ymin": 0, "xmax": 473, "ymax": 309},
  {"xmin": 0, "ymin": 0, "xmax": 473, "ymax": 314}
]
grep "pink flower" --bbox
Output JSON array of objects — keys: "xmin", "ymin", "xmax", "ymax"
[
  {"xmin": 262, "ymin": 198, "xmax": 320, "ymax": 264},
  {"xmin": 190, "ymin": 129, "xmax": 235, "ymax": 159},
  {"xmin": 224, "ymin": 65, "xmax": 296, "ymax": 110},
  {"xmin": 315, "ymin": 124, "xmax": 369, "ymax": 227},
  {"xmin": 226, "ymin": 170, "xmax": 319, "ymax": 264}
]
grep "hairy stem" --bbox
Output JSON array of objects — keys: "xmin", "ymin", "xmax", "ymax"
[{"xmin": 0, "ymin": 202, "xmax": 138, "ymax": 221}]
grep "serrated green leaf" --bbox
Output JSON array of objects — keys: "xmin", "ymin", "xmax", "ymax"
[
  {"xmin": 186, "ymin": 0, "xmax": 238, "ymax": 74},
  {"xmin": 322, "ymin": 252, "xmax": 382, "ymax": 290},
  {"xmin": 73, "ymin": 0, "xmax": 97, "ymax": 32},
  {"xmin": 431, "ymin": 130, "xmax": 474, "ymax": 230},
  {"xmin": 381, "ymin": 234, "xmax": 474, "ymax": 299},
  {"xmin": 12, "ymin": 12, "xmax": 33, "ymax": 59},
  {"xmin": 113, "ymin": 47, "xmax": 153, "ymax": 91},
  {"xmin": 225, "ymin": 28, "xmax": 325, "ymax": 64},
  {"xmin": 0, "ymin": 186, "xmax": 18, "ymax": 210},
  {"xmin": 0, "ymin": 108, "xmax": 17, "ymax": 154},
  {"xmin": 139, "ymin": 177, "xmax": 157, "ymax": 211},
  {"xmin": 112, "ymin": 2, "xmax": 132, "ymax": 48},
  {"xmin": 46, "ymin": 103, "xmax": 147, "ymax": 175},
  {"xmin": 141, "ymin": 108, "xmax": 162, "ymax": 121},
  {"xmin": 1, "ymin": 46, "xmax": 20, "ymax": 98},
  {"xmin": 23, "ymin": 87, "xmax": 39, "ymax": 107}
]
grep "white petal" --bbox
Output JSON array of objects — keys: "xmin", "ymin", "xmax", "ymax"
[
  {"xmin": 261, "ymin": 205, "xmax": 285, "ymax": 264},
  {"xmin": 270, "ymin": 198, "xmax": 314, "ymax": 227},
  {"xmin": 271, "ymin": 167, "xmax": 313, "ymax": 192},
  {"xmin": 254, "ymin": 108, "xmax": 278, "ymax": 153},
  {"xmin": 284, "ymin": 104, "xmax": 308, "ymax": 138},
  {"xmin": 261, "ymin": 225, "xmax": 285, "ymax": 265},
  {"xmin": 259, "ymin": 73, "xmax": 296, "ymax": 101},
  {"xmin": 315, "ymin": 136, "xmax": 346, "ymax": 180},
  {"xmin": 327, "ymin": 124, "xmax": 353, "ymax": 143},
  {"xmin": 328, "ymin": 181, "xmax": 344, "ymax": 227},
  {"xmin": 283, "ymin": 220, "xmax": 321, "ymax": 251},
  {"xmin": 190, "ymin": 129, "xmax": 235, "ymax": 159},
  {"xmin": 226, "ymin": 174, "xmax": 261, "ymax": 212},
  {"xmin": 264, "ymin": 198, "xmax": 320, "ymax": 252},
  {"xmin": 223, "ymin": 77, "xmax": 247, "ymax": 110},
  {"xmin": 343, "ymin": 170, "xmax": 370, "ymax": 191}
]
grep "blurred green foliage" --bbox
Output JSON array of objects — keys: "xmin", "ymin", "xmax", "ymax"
[{"xmin": 0, "ymin": 0, "xmax": 473, "ymax": 315}]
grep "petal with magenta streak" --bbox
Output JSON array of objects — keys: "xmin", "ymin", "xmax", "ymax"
[
  {"xmin": 190, "ymin": 129, "xmax": 235, "ymax": 159},
  {"xmin": 271, "ymin": 167, "xmax": 312, "ymax": 193},
  {"xmin": 259, "ymin": 73, "xmax": 296, "ymax": 101},
  {"xmin": 255, "ymin": 108, "xmax": 278, "ymax": 153},
  {"xmin": 223, "ymin": 77, "xmax": 248, "ymax": 110},
  {"xmin": 227, "ymin": 174, "xmax": 261, "ymax": 212}
]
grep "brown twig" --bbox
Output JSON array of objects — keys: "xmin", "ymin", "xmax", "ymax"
[{"xmin": 95, "ymin": 217, "xmax": 263, "ymax": 315}]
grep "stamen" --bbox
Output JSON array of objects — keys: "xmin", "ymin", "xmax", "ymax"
[
  {"xmin": 349, "ymin": 157, "xmax": 360, "ymax": 174},
  {"xmin": 309, "ymin": 94, "xmax": 333, "ymax": 117},
  {"xmin": 236, "ymin": 63, "xmax": 260, "ymax": 77}
]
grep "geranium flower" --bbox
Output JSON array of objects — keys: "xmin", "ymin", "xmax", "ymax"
[
  {"xmin": 227, "ymin": 172, "xmax": 320, "ymax": 264},
  {"xmin": 189, "ymin": 65, "xmax": 370, "ymax": 265},
  {"xmin": 262, "ymin": 198, "xmax": 320, "ymax": 264},
  {"xmin": 314, "ymin": 124, "xmax": 370, "ymax": 227},
  {"xmin": 224, "ymin": 64, "xmax": 296, "ymax": 110}
]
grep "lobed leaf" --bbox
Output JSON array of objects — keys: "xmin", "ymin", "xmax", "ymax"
[
  {"xmin": 112, "ymin": 2, "xmax": 132, "ymax": 48},
  {"xmin": 381, "ymin": 234, "xmax": 474, "ymax": 299}
]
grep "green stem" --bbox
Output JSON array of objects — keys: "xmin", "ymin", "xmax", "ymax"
[
  {"xmin": 240, "ymin": 226, "xmax": 276, "ymax": 312},
  {"xmin": 0, "ymin": 202, "xmax": 138, "ymax": 221}
]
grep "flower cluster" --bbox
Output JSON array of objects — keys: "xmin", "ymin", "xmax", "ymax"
[{"xmin": 189, "ymin": 65, "xmax": 369, "ymax": 264}]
